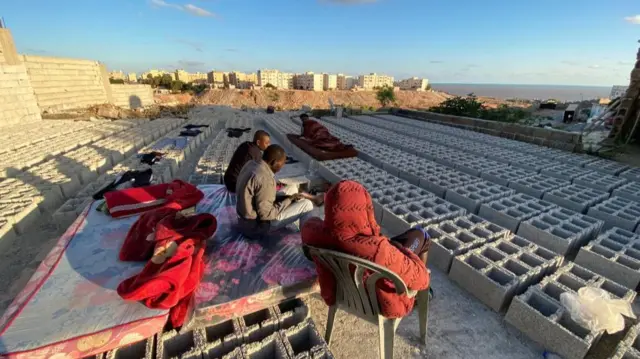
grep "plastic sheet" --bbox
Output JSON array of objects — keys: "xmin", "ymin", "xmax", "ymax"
[
  {"xmin": 560, "ymin": 287, "xmax": 636, "ymax": 334},
  {"xmin": 188, "ymin": 185, "xmax": 318, "ymax": 327}
]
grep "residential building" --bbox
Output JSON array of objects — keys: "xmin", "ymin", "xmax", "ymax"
[
  {"xmin": 610, "ymin": 85, "xmax": 629, "ymax": 99},
  {"xmin": 395, "ymin": 77, "xmax": 429, "ymax": 91},
  {"xmin": 229, "ymin": 71, "xmax": 258, "ymax": 89},
  {"xmin": 358, "ymin": 73, "xmax": 394, "ymax": 90},
  {"xmin": 109, "ymin": 71, "xmax": 125, "ymax": 80},
  {"xmin": 175, "ymin": 70, "xmax": 207, "ymax": 83},
  {"xmin": 141, "ymin": 69, "xmax": 172, "ymax": 80},
  {"xmin": 257, "ymin": 69, "xmax": 293, "ymax": 89},
  {"xmin": 295, "ymin": 72, "xmax": 324, "ymax": 91},
  {"xmin": 207, "ymin": 71, "xmax": 227, "ymax": 88},
  {"xmin": 323, "ymin": 73, "xmax": 337, "ymax": 90},
  {"xmin": 337, "ymin": 74, "xmax": 356, "ymax": 90},
  {"xmin": 126, "ymin": 72, "xmax": 137, "ymax": 82}
]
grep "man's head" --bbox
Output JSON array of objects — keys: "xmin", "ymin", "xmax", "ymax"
[
  {"xmin": 262, "ymin": 144, "xmax": 287, "ymax": 174},
  {"xmin": 253, "ymin": 130, "xmax": 271, "ymax": 151},
  {"xmin": 300, "ymin": 114, "xmax": 309, "ymax": 122}
]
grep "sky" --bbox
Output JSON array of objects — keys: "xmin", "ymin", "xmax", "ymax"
[{"xmin": 2, "ymin": 0, "xmax": 639, "ymax": 86}]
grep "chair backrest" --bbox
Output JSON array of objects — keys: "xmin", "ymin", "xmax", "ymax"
[{"xmin": 305, "ymin": 245, "xmax": 409, "ymax": 321}]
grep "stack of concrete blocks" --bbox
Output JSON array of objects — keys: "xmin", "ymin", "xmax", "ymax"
[
  {"xmin": 542, "ymin": 184, "xmax": 610, "ymax": 214},
  {"xmin": 478, "ymin": 193, "xmax": 558, "ymax": 232},
  {"xmin": 0, "ymin": 120, "xmax": 90, "ymax": 155},
  {"xmin": 480, "ymin": 167, "xmax": 537, "ymax": 187},
  {"xmin": 455, "ymin": 157, "xmax": 509, "ymax": 177},
  {"xmin": 50, "ymin": 119, "xmax": 187, "ymax": 229},
  {"xmin": 427, "ymin": 214, "xmax": 511, "ymax": 273},
  {"xmin": 507, "ymin": 175, "xmax": 570, "ymax": 199},
  {"xmin": 572, "ymin": 171, "xmax": 628, "ymax": 193},
  {"xmin": 613, "ymin": 181, "xmax": 640, "ymax": 204},
  {"xmin": 505, "ymin": 263, "xmax": 636, "ymax": 359},
  {"xmin": 575, "ymin": 228, "xmax": 640, "ymax": 289},
  {"xmin": 516, "ymin": 208, "xmax": 604, "ymax": 256},
  {"xmin": 444, "ymin": 180, "xmax": 516, "ymax": 213},
  {"xmin": 104, "ymin": 298, "xmax": 332, "ymax": 359},
  {"xmin": 620, "ymin": 167, "xmax": 640, "ymax": 183},
  {"xmin": 509, "ymin": 154, "xmax": 558, "ymax": 173},
  {"xmin": 449, "ymin": 235, "xmax": 563, "ymax": 312},
  {"xmin": 609, "ymin": 322, "xmax": 640, "ymax": 359},
  {"xmin": 382, "ymin": 197, "xmax": 466, "ymax": 234},
  {"xmin": 584, "ymin": 158, "xmax": 630, "ymax": 176},
  {"xmin": 587, "ymin": 197, "xmax": 640, "ymax": 232},
  {"xmin": 190, "ymin": 115, "xmax": 255, "ymax": 185}
]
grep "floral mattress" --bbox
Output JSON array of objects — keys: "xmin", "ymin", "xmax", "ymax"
[
  {"xmin": 0, "ymin": 202, "xmax": 169, "ymax": 359},
  {"xmin": 187, "ymin": 185, "xmax": 319, "ymax": 327}
]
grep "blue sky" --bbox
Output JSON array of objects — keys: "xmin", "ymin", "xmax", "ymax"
[{"xmin": 2, "ymin": 0, "xmax": 639, "ymax": 85}]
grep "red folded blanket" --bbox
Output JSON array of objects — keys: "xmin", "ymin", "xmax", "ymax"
[
  {"xmin": 104, "ymin": 179, "xmax": 203, "ymax": 218},
  {"xmin": 118, "ymin": 212, "xmax": 217, "ymax": 327}
]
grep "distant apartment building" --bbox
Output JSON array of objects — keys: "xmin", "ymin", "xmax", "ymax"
[
  {"xmin": 610, "ymin": 85, "xmax": 629, "ymax": 99},
  {"xmin": 395, "ymin": 77, "xmax": 429, "ymax": 91},
  {"xmin": 141, "ymin": 69, "xmax": 172, "ymax": 79},
  {"xmin": 126, "ymin": 72, "xmax": 137, "ymax": 82},
  {"xmin": 295, "ymin": 72, "xmax": 324, "ymax": 91},
  {"xmin": 229, "ymin": 71, "xmax": 258, "ymax": 89},
  {"xmin": 337, "ymin": 74, "xmax": 358, "ymax": 90},
  {"xmin": 109, "ymin": 71, "xmax": 125, "ymax": 80},
  {"xmin": 176, "ymin": 70, "xmax": 207, "ymax": 83},
  {"xmin": 207, "ymin": 71, "xmax": 227, "ymax": 88},
  {"xmin": 358, "ymin": 73, "xmax": 394, "ymax": 90},
  {"xmin": 257, "ymin": 69, "xmax": 293, "ymax": 89},
  {"xmin": 323, "ymin": 74, "xmax": 337, "ymax": 90}
]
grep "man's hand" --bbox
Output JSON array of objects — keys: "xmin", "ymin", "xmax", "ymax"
[{"xmin": 290, "ymin": 193, "xmax": 304, "ymax": 201}]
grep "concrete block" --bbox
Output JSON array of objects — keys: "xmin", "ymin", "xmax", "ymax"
[
  {"xmin": 613, "ymin": 181, "xmax": 640, "ymax": 203},
  {"xmin": 105, "ymin": 334, "xmax": 155, "ymax": 359},
  {"xmin": 587, "ymin": 196, "xmax": 640, "ymax": 231},
  {"xmin": 156, "ymin": 329, "xmax": 201, "ymax": 359},
  {"xmin": 540, "ymin": 164, "xmax": 595, "ymax": 181},
  {"xmin": 241, "ymin": 332, "xmax": 289, "ymax": 359},
  {"xmin": 510, "ymin": 155, "xmax": 557, "ymax": 173},
  {"xmin": 575, "ymin": 227, "xmax": 640, "ymax": 289},
  {"xmin": 280, "ymin": 319, "xmax": 328, "ymax": 359},
  {"xmin": 454, "ymin": 157, "xmax": 508, "ymax": 177},
  {"xmin": 11, "ymin": 202, "xmax": 40, "ymax": 235},
  {"xmin": 542, "ymin": 184, "xmax": 609, "ymax": 214},
  {"xmin": 620, "ymin": 167, "xmax": 640, "ymax": 183},
  {"xmin": 478, "ymin": 193, "xmax": 557, "ymax": 232},
  {"xmin": 507, "ymin": 175, "xmax": 570, "ymax": 199},
  {"xmin": 584, "ymin": 158, "xmax": 629, "ymax": 176},
  {"xmin": 449, "ymin": 236, "xmax": 562, "ymax": 312},
  {"xmin": 573, "ymin": 171, "xmax": 628, "ymax": 193},
  {"xmin": 445, "ymin": 181, "xmax": 515, "ymax": 214},
  {"xmin": 240, "ymin": 307, "xmax": 280, "ymax": 343},
  {"xmin": 480, "ymin": 167, "xmax": 536, "ymax": 187},
  {"xmin": 428, "ymin": 214, "xmax": 510, "ymax": 273},
  {"xmin": 505, "ymin": 263, "xmax": 636, "ymax": 359},
  {"xmin": 517, "ymin": 208, "xmax": 603, "ymax": 256},
  {"xmin": 419, "ymin": 171, "xmax": 481, "ymax": 198},
  {"xmin": 276, "ymin": 298, "xmax": 311, "ymax": 330},
  {"xmin": 609, "ymin": 322, "xmax": 640, "ymax": 359}
]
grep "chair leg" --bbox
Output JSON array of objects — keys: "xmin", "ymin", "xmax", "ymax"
[
  {"xmin": 378, "ymin": 317, "xmax": 397, "ymax": 359},
  {"xmin": 417, "ymin": 288, "xmax": 430, "ymax": 345},
  {"xmin": 325, "ymin": 305, "xmax": 337, "ymax": 346}
]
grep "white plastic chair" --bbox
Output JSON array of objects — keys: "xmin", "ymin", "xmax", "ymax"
[{"xmin": 305, "ymin": 245, "xmax": 430, "ymax": 359}]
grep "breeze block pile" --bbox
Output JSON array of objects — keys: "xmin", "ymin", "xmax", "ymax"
[
  {"xmin": 92, "ymin": 298, "xmax": 333, "ymax": 359},
  {"xmin": 265, "ymin": 112, "xmax": 640, "ymax": 358}
]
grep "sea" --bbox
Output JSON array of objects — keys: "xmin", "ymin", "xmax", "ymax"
[{"xmin": 431, "ymin": 83, "xmax": 612, "ymax": 102}]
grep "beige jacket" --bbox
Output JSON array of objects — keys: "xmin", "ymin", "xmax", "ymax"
[{"xmin": 236, "ymin": 160, "xmax": 292, "ymax": 238}]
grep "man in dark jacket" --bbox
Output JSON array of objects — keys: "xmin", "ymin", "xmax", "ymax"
[{"xmin": 224, "ymin": 130, "xmax": 270, "ymax": 192}]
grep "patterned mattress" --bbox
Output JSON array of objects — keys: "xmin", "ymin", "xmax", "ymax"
[
  {"xmin": 188, "ymin": 185, "xmax": 319, "ymax": 328},
  {"xmin": 0, "ymin": 202, "xmax": 169, "ymax": 359}
]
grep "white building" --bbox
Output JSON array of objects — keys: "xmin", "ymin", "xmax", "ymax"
[
  {"xmin": 323, "ymin": 74, "xmax": 337, "ymax": 90},
  {"xmin": 295, "ymin": 72, "xmax": 324, "ymax": 91},
  {"xmin": 337, "ymin": 74, "xmax": 355, "ymax": 90},
  {"xmin": 610, "ymin": 85, "xmax": 629, "ymax": 99},
  {"xmin": 358, "ymin": 73, "xmax": 394, "ymax": 90},
  {"xmin": 257, "ymin": 69, "xmax": 293, "ymax": 89},
  {"xmin": 395, "ymin": 77, "xmax": 429, "ymax": 91}
]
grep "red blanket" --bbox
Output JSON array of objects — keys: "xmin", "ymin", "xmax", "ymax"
[
  {"xmin": 287, "ymin": 134, "xmax": 358, "ymax": 162},
  {"xmin": 302, "ymin": 119, "xmax": 352, "ymax": 152},
  {"xmin": 104, "ymin": 180, "xmax": 203, "ymax": 218},
  {"xmin": 118, "ymin": 211, "xmax": 217, "ymax": 327}
]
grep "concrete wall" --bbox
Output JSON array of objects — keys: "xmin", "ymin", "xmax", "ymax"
[
  {"xmin": 22, "ymin": 55, "xmax": 110, "ymax": 113},
  {"xmin": 392, "ymin": 108, "xmax": 582, "ymax": 152},
  {"xmin": 110, "ymin": 84, "xmax": 154, "ymax": 109}
]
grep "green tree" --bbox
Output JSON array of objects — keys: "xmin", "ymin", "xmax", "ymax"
[
  {"xmin": 429, "ymin": 94, "xmax": 484, "ymax": 118},
  {"xmin": 109, "ymin": 78, "xmax": 124, "ymax": 84},
  {"xmin": 376, "ymin": 85, "xmax": 396, "ymax": 108},
  {"xmin": 171, "ymin": 80, "xmax": 185, "ymax": 93},
  {"xmin": 159, "ymin": 74, "xmax": 173, "ymax": 88},
  {"xmin": 264, "ymin": 83, "xmax": 277, "ymax": 89},
  {"xmin": 426, "ymin": 83, "xmax": 432, "ymax": 91}
]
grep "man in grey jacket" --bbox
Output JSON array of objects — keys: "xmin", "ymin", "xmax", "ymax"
[{"xmin": 236, "ymin": 144, "xmax": 314, "ymax": 239}]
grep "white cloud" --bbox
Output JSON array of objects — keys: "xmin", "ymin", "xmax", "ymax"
[
  {"xmin": 150, "ymin": 0, "xmax": 215, "ymax": 17},
  {"xmin": 624, "ymin": 15, "xmax": 640, "ymax": 24},
  {"xmin": 588, "ymin": 64, "xmax": 601, "ymax": 69},
  {"xmin": 184, "ymin": 4, "xmax": 215, "ymax": 17}
]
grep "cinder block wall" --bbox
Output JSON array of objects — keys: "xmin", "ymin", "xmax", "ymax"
[
  {"xmin": 110, "ymin": 84, "xmax": 154, "ymax": 109},
  {"xmin": 0, "ymin": 63, "xmax": 42, "ymax": 125},
  {"xmin": 22, "ymin": 55, "xmax": 109, "ymax": 113}
]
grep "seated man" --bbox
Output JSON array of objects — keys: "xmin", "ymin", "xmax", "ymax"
[
  {"xmin": 236, "ymin": 144, "xmax": 315, "ymax": 239},
  {"xmin": 302, "ymin": 180, "xmax": 431, "ymax": 318},
  {"xmin": 223, "ymin": 130, "xmax": 271, "ymax": 192},
  {"xmin": 296, "ymin": 114, "xmax": 351, "ymax": 152}
]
